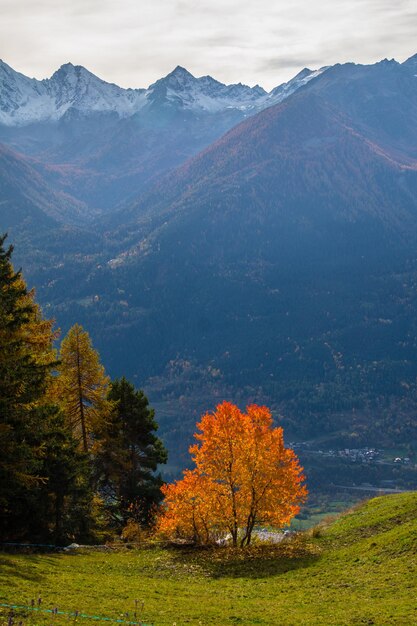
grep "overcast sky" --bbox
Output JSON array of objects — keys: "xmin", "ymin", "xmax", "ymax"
[{"xmin": 1, "ymin": 0, "xmax": 416, "ymax": 90}]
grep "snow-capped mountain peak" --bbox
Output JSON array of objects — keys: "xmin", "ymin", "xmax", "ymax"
[
  {"xmin": 48, "ymin": 63, "xmax": 146, "ymax": 117},
  {"xmin": 0, "ymin": 60, "xmax": 48, "ymax": 123},
  {"xmin": 0, "ymin": 60, "xmax": 326, "ymax": 126},
  {"xmin": 0, "ymin": 62, "xmax": 149, "ymax": 125},
  {"xmin": 168, "ymin": 65, "xmax": 195, "ymax": 80},
  {"xmin": 51, "ymin": 62, "xmax": 95, "ymax": 85},
  {"xmin": 267, "ymin": 66, "xmax": 328, "ymax": 104},
  {"xmin": 146, "ymin": 66, "xmax": 271, "ymax": 112}
]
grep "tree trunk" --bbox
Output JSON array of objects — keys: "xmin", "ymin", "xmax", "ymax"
[
  {"xmin": 76, "ymin": 332, "xmax": 88, "ymax": 452},
  {"xmin": 54, "ymin": 491, "xmax": 64, "ymax": 545},
  {"xmin": 240, "ymin": 508, "xmax": 256, "ymax": 547}
]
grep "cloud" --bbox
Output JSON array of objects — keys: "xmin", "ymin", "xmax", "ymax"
[
  {"xmin": 258, "ymin": 57, "xmax": 325, "ymax": 72},
  {"xmin": 0, "ymin": 0, "xmax": 416, "ymax": 90}
]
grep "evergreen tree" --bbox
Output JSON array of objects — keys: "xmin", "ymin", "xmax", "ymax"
[
  {"xmin": 0, "ymin": 237, "xmax": 97, "ymax": 542},
  {"xmin": 56, "ymin": 324, "xmax": 113, "ymax": 452},
  {"xmin": 0, "ymin": 236, "xmax": 96, "ymax": 543},
  {"xmin": 0, "ymin": 235, "xmax": 54, "ymax": 538},
  {"xmin": 96, "ymin": 377, "xmax": 167, "ymax": 529},
  {"xmin": 33, "ymin": 407, "xmax": 96, "ymax": 544}
]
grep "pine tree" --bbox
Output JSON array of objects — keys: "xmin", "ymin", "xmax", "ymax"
[
  {"xmin": 0, "ymin": 234, "xmax": 55, "ymax": 538},
  {"xmin": 96, "ymin": 377, "xmax": 167, "ymax": 529},
  {"xmin": 33, "ymin": 407, "xmax": 96, "ymax": 544},
  {"xmin": 56, "ymin": 324, "xmax": 113, "ymax": 452},
  {"xmin": 0, "ymin": 236, "xmax": 97, "ymax": 543},
  {"xmin": 0, "ymin": 238, "xmax": 67, "ymax": 538},
  {"xmin": 0, "ymin": 239, "xmax": 51, "ymax": 422}
]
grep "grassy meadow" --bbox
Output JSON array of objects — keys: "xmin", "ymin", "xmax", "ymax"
[{"xmin": 1, "ymin": 492, "xmax": 417, "ymax": 626}]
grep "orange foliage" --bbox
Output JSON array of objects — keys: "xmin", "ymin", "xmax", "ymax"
[
  {"xmin": 157, "ymin": 402, "xmax": 307, "ymax": 546},
  {"xmin": 158, "ymin": 470, "xmax": 215, "ymax": 544}
]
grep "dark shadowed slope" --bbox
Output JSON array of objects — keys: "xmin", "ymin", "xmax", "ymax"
[{"xmin": 0, "ymin": 142, "xmax": 87, "ymax": 229}]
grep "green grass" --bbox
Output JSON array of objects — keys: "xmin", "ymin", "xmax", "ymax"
[
  {"xmin": 1, "ymin": 492, "xmax": 417, "ymax": 625},
  {"xmin": 289, "ymin": 495, "xmax": 359, "ymax": 530}
]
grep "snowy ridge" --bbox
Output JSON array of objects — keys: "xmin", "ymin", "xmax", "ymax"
[
  {"xmin": 147, "ymin": 65, "xmax": 270, "ymax": 113},
  {"xmin": 266, "ymin": 67, "xmax": 329, "ymax": 105},
  {"xmin": 0, "ymin": 60, "xmax": 147, "ymax": 126},
  {"xmin": 0, "ymin": 60, "xmax": 329, "ymax": 127}
]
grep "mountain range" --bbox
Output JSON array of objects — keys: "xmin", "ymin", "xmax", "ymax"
[
  {"xmin": 0, "ymin": 60, "xmax": 324, "ymax": 210},
  {"xmin": 2, "ymin": 54, "xmax": 417, "ymax": 473},
  {"xmin": 0, "ymin": 59, "xmax": 325, "ymax": 125}
]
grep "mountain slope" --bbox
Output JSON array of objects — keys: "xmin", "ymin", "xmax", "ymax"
[
  {"xmin": 1, "ymin": 492, "xmax": 416, "ymax": 625},
  {"xmin": 117, "ymin": 58, "xmax": 417, "ymax": 227},
  {"xmin": 0, "ymin": 61, "xmax": 326, "ymax": 211},
  {"xmin": 115, "ymin": 94, "xmax": 417, "ymax": 241},
  {"xmin": 80, "ymin": 59, "xmax": 417, "ymax": 462},
  {"xmin": 0, "ymin": 142, "xmax": 103, "ymax": 286},
  {"xmin": 0, "ymin": 142, "xmax": 86, "ymax": 228}
]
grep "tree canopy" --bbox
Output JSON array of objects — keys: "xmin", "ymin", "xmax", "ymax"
[
  {"xmin": 157, "ymin": 401, "xmax": 307, "ymax": 546},
  {"xmin": 56, "ymin": 323, "xmax": 113, "ymax": 452},
  {"xmin": 96, "ymin": 377, "xmax": 167, "ymax": 529}
]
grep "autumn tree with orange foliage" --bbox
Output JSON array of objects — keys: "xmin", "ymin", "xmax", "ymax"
[{"xmin": 157, "ymin": 402, "xmax": 307, "ymax": 547}]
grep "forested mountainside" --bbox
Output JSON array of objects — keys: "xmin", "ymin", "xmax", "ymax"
[{"xmin": 2, "ymin": 55, "xmax": 417, "ymax": 476}]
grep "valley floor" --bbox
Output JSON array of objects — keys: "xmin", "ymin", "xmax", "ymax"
[{"xmin": 1, "ymin": 492, "xmax": 417, "ymax": 625}]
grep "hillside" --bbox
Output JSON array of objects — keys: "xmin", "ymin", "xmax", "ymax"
[
  {"xmin": 0, "ymin": 142, "xmax": 87, "ymax": 228},
  {"xmin": 1, "ymin": 492, "xmax": 416, "ymax": 625}
]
